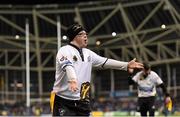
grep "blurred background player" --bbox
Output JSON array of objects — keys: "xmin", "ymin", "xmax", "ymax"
[
  {"xmin": 50, "ymin": 24, "xmax": 144, "ymax": 116},
  {"xmin": 163, "ymin": 95, "xmax": 173, "ymax": 116},
  {"xmin": 128, "ymin": 62, "xmax": 171, "ymax": 117}
]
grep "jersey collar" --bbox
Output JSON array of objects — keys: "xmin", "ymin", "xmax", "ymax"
[{"xmin": 69, "ymin": 43, "xmax": 84, "ymax": 61}]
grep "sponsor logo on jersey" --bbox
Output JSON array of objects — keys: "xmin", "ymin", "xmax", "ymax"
[{"xmin": 138, "ymin": 85, "xmax": 154, "ymax": 92}]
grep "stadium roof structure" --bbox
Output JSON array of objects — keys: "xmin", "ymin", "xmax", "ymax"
[{"xmin": 0, "ymin": 0, "xmax": 180, "ymax": 65}]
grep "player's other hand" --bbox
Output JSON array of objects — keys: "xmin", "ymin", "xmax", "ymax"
[
  {"xmin": 68, "ymin": 80, "xmax": 79, "ymax": 92},
  {"xmin": 128, "ymin": 58, "xmax": 144, "ymax": 70}
]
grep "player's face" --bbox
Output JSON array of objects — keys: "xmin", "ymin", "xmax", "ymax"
[
  {"xmin": 143, "ymin": 69, "xmax": 150, "ymax": 76},
  {"xmin": 74, "ymin": 31, "xmax": 88, "ymax": 48}
]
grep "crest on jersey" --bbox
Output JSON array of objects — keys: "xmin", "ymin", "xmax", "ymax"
[{"xmin": 73, "ymin": 55, "xmax": 77, "ymax": 61}]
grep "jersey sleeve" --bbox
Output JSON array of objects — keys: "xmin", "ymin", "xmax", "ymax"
[
  {"xmin": 152, "ymin": 71, "xmax": 163, "ymax": 85},
  {"xmin": 56, "ymin": 48, "xmax": 73, "ymax": 70},
  {"xmin": 88, "ymin": 50, "xmax": 128, "ymax": 70},
  {"xmin": 132, "ymin": 72, "xmax": 141, "ymax": 83},
  {"xmin": 89, "ymin": 50, "xmax": 107, "ymax": 67},
  {"xmin": 56, "ymin": 47, "xmax": 78, "ymax": 81},
  {"xmin": 103, "ymin": 59, "xmax": 128, "ymax": 71}
]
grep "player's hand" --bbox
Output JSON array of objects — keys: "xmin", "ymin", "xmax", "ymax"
[
  {"xmin": 68, "ymin": 80, "xmax": 79, "ymax": 92},
  {"xmin": 128, "ymin": 58, "xmax": 144, "ymax": 70}
]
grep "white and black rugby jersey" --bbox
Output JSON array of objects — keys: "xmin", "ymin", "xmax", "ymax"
[
  {"xmin": 132, "ymin": 71, "xmax": 163, "ymax": 97},
  {"xmin": 53, "ymin": 44, "xmax": 108, "ymax": 100}
]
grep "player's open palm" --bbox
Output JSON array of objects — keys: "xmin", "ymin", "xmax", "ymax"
[{"xmin": 128, "ymin": 58, "xmax": 143, "ymax": 70}]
